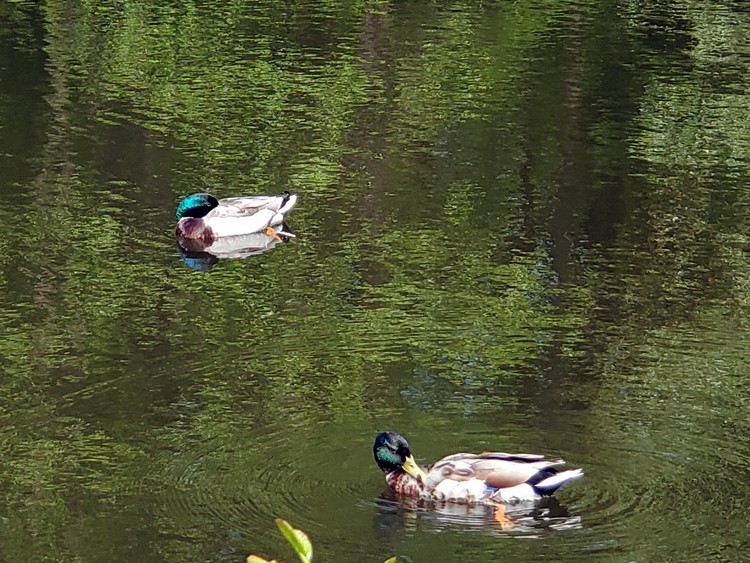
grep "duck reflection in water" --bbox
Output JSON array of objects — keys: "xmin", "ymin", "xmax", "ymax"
[
  {"xmin": 177, "ymin": 226, "xmax": 295, "ymax": 272},
  {"xmin": 373, "ymin": 492, "xmax": 581, "ymax": 536}
]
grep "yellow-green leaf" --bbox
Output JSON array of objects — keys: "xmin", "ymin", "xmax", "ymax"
[
  {"xmin": 246, "ymin": 555, "xmax": 279, "ymax": 563},
  {"xmin": 275, "ymin": 518, "xmax": 313, "ymax": 563}
]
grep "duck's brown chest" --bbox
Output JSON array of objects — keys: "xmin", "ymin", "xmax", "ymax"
[
  {"xmin": 176, "ymin": 218, "xmax": 215, "ymax": 241},
  {"xmin": 386, "ymin": 471, "xmax": 423, "ymax": 498}
]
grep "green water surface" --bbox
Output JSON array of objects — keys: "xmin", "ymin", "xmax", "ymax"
[{"xmin": 1, "ymin": 1, "xmax": 749, "ymax": 561}]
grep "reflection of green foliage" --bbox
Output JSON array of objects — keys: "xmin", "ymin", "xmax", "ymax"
[{"xmin": 42, "ymin": 0, "xmax": 373, "ymax": 192}]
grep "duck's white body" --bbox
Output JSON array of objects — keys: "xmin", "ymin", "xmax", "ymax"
[
  {"xmin": 201, "ymin": 195, "xmax": 296, "ymax": 236},
  {"xmin": 425, "ymin": 453, "xmax": 583, "ymax": 503}
]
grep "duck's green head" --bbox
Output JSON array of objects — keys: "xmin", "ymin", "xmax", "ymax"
[
  {"xmin": 176, "ymin": 193, "xmax": 219, "ymax": 220},
  {"xmin": 374, "ymin": 431, "xmax": 427, "ymax": 482}
]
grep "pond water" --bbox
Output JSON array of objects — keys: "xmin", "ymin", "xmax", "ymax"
[{"xmin": 1, "ymin": 1, "xmax": 749, "ymax": 561}]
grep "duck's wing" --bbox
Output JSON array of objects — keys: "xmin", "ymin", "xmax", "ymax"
[
  {"xmin": 209, "ymin": 196, "xmax": 288, "ymax": 218},
  {"xmin": 425, "ymin": 452, "xmax": 565, "ymax": 490}
]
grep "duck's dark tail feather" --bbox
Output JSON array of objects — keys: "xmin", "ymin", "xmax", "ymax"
[{"xmin": 279, "ymin": 192, "xmax": 298, "ymax": 215}]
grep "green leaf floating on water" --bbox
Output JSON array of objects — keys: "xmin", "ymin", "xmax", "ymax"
[{"xmin": 275, "ymin": 518, "xmax": 313, "ymax": 563}]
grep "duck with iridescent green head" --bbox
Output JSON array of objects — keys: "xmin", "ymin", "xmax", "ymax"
[
  {"xmin": 175, "ymin": 192, "xmax": 297, "ymax": 242},
  {"xmin": 373, "ymin": 431, "xmax": 583, "ymax": 524}
]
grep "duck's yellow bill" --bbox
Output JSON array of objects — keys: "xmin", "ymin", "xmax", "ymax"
[{"xmin": 402, "ymin": 454, "xmax": 428, "ymax": 483}]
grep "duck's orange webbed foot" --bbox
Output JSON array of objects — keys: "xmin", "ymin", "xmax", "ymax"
[
  {"xmin": 265, "ymin": 226, "xmax": 282, "ymax": 240},
  {"xmin": 494, "ymin": 504, "xmax": 513, "ymax": 531}
]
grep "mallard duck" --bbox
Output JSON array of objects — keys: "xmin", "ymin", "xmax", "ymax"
[
  {"xmin": 175, "ymin": 192, "xmax": 297, "ymax": 241},
  {"xmin": 373, "ymin": 432, "xmax": 583, "ymax": 507}
]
